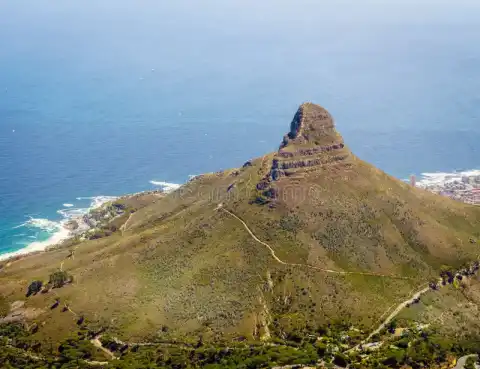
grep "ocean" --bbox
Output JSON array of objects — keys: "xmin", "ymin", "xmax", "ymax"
[{"xmin": 1, "ymin": 0, "xmax": 479, "ymax": 259}]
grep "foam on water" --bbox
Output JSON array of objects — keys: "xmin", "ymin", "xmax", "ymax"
[
  {"xmin": 11, "ymin": 222, "xmax": 28, "ymax": 229},
  {"xmin": 76, "ymin": 196, "xmax": 117, "ymax": 207},
  {"xmin": 0, "ymin": 196, "xmax": 117, "ymax": 262},
  {"xmin": 0, "ymin": 226, "xmax": 72, "ymax": 262},
  {"xmin": 149, "ymin": 180, "xmax": 181, "ymax": 192},
  {"xmin": 25, "ymin": 218, "xmax": 62, "ymax": 233}
]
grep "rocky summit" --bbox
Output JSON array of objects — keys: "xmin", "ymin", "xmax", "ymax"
[
  {"xmin": 258, "ymin": 103, "xmax": 352, "ymax": 201},
  {"xmin": 1, "ymin": 104, "xmax": 480, "ymax": 368},
  {"xmin": 277, "ymin": 104, "xmax": 350, "ymax": 176},
  {"xmin": 281, "ymin": 102, "xmax": 345, "ymax": 149}
]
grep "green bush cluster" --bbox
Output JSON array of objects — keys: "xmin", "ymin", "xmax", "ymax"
[
  {"xmin": 26, "ymin": 281, "xmax": 43, "ymax": 297},
  {"xmin": 279, "ymin": 215, "xmax": 302, "ymax": 235},
  {"xmin": 110, "ymin": 343, "xmax": 318, "ymax": 369},
  {"xmin": 49, "ymin": 271, "xmax": 71, "ymax": 289},
  {"xmin": 3, "ymin": 321, "xmax": 480, "ymax": 369}
]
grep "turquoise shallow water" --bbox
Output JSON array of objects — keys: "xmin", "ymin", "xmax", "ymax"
[{"xmin": 1, "ymin": 0, "xmax": 479, "ymax": 257}]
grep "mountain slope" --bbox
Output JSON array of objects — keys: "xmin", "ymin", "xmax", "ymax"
[{"xmin": 1, "ymin": 103, "xmax": 479, "ymax": 348}]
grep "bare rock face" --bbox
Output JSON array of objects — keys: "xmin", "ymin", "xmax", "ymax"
[
  {"xmin": 280, "ymin": 102, "xmax": 343, "ymax": 149},
  {"xmin": 254, "ymin": 103, "xmax": 353, "ymax": 205},
  {"xmin": 273, "ymin": 103, "xmax": 351, "ymax": 180},
  {"xmin": 0, "ymin": 300, "xmax": 44, "ymax": 324},
  {"xmin": 64, "ymin": 220, "xmax": 79, "ymax": 231}
]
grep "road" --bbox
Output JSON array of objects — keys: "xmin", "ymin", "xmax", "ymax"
[{"xmin": 349, "ymin": 284, "xmax": 430, "ymax": 352}]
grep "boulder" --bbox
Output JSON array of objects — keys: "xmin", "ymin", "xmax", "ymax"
[{"xmin": 64, "ymin": 220, "xmax": 79, "ymax": 231}]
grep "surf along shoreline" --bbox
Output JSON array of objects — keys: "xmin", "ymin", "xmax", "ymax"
[
  {"xmin": 0, "ymin": 196, "xmax": 118, "ymax": 263},
  {"xmin": 0, "ymin": 182, "xmax": 181, "ymax": 264}
]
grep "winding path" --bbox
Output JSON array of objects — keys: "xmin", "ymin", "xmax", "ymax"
[
  {"xmin": 40, "ymin": 204, "xmax": 437, "ymax": 364},
  {"xmin": 218, "ymin": 206, "xmax": 413, "ymax": 280},
  {"xmin": 218, "ymin": 205, "xmax": 438, "ymax": 354},
  {"xmin": 121, "ymin": 212, "xmax": 135, "ymax": 236},
  {"xmin": 348, "ymin": 284, "xmax": 430, "ymax": 352}
]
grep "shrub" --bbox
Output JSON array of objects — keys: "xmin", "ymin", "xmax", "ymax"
[
  {"xmin": 333, "ymin": 353, "xmax": 350, "ymax": 367},
  {"xmin": 387, "ymin": 319, "xmax": 397, "ymax": 334},
  {"xmin": 280, "ymin": 215, "xmax": 302, "ymax": 234},
  {"xmin": 49, "ymin": 271, "xmax": 71, "ymax": 288},
  {"xmin": 58, "ymin": 336, "xmax": 96, "ymax": 362},
  {"xmin": 253, "ymin": 196, "xmax": 269, "ymax": 205},
  {"xmin": 26, "ymin": 280, "xmax": 43, "ymax": 297}
]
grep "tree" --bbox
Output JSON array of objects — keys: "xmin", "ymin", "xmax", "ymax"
[
  {"xmin": 333, "ymin": 353, "xmax": 349, "ymax": 367},
  {"xmin": 49, "ymin": 270, "xmax": 70, "ymax": 288},
  {"xmin": 387, "ymin": 319, "xmax": 398, "ymax": 334},
  {"xmin": 382, "ymin": 349, "xmax": 406, "ymax": 366},
  {"xmin": 26, "ymin": 281, "xmax": 43, "ymax": 297}
]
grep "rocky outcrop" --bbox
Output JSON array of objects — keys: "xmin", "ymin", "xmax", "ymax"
[
  {"xmin": 64, "ymin": 220, "xmax": 79, "ymax": 231},
  {"xmin": 277, "ymin": 143, "xmax": 345, "ymax": 158},
  {"xmin": 255, "ymin": 103, "xmax": 352, "ymax": 203},
  {"xmin": 272, "ymin": 103, "xmax": 351, "ymax": 180},
  {"xmin": 0, "ymin": 300, "xmax": 44, "ymax": 324},
  {"xmin": 280, "ymin": 102, "xmax": 339, "ymax": 149}
]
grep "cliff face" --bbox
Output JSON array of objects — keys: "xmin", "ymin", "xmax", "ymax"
[
  {"xmin": 273, "ymin": 103, "xmax": 350, "ymax": 181},
  {"xmin": 281, "ymin": 103, "xmax": 343, "ymax": 149},
  {"xmin": 0, "ymin": 103, "xmax": 479, "ymax": 348},
  {"xmin": 256, "ymin": 103, "xmax": 352, "ymax": 201}
]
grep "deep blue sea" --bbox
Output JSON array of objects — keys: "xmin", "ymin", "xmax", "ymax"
[{"xmin": 1, "ymin": 0, "xmax": 479, "ymax": 258}]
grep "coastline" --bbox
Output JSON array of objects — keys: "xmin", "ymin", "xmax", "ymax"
[
  {"xmin": 0, "ymin": 196, "xmax": 118, "ymax": 263},
  {"xmin": 0, "ymin": 227, "xmax": 71, "ymax": 262},
  {"xmin": 415, "ymin": 169, "xmax": 480, "ymax": 205},
  {"xmin": 0, "ymin": 169, "xmax": 478, "ymax": 264},
  {"xmin": 0, "ymin": 183, "xmax": 177, "ymax": 264}
]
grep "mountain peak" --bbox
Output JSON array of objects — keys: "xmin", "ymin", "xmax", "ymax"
[
  {"xmin": 268, "ymin": 103, "xmax": 350, "ymax": 182},
  {"xmin": 280, "ymin": 102, "xmax": 342, "ymax": 149}
]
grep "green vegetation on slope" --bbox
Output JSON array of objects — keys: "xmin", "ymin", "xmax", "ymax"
[{"xmin": 0, "ymin": 104, "xmax": 479, "ymax": 368}]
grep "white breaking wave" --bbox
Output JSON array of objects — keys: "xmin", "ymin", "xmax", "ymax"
[
  {"xmin": 57, "ymin": 207, "xmax": 89, "ymax": 218},
  {"xmin": 25, "ymin": 217, "xmax": 61, "ymax": 232},
  {"xmin": 416, "ymin": 169, "xmax": 480, "ymax": 188},
  {"xmin": 11, "ymin": 222, "xmax": 28, "ymax": 229},
  {"xmin": 149, "ymin": 180, "xmax": 181, "ymax": 193},
  {"xmin": 57, "ymin": 196, "xmax": 116, "ymax": 219},
  {"xmin": 0, "ymin": 227, "xmax": 71, "ymax": 262},
  {"xmin": 75, "ymin": 196, "xmax": 117, "ymax": 208},
  {"xmin": 1, "ymin": 195, "xmax": 118, "ymax": 262},
  {"xmin": 91, "ymin": 196, "xmax": 118, "ymax": 208}
]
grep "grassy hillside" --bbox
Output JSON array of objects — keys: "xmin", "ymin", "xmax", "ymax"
[{"xmin": 0, "ymin": 104, "xmax": 479, "ymax": 368}]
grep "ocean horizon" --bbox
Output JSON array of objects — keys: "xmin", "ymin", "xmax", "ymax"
[{"xmin": 1, "ymin": 0, "xmax": 479, "ymax": 259}]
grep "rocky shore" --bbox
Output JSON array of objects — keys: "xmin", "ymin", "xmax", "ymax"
[
  {"xmin": 0, "ymin": 190, "xmax": 166, "ymax": 265},
  {"xmin": 60, "ymin": 190, "xmax": 165, "ymax": 243}
]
